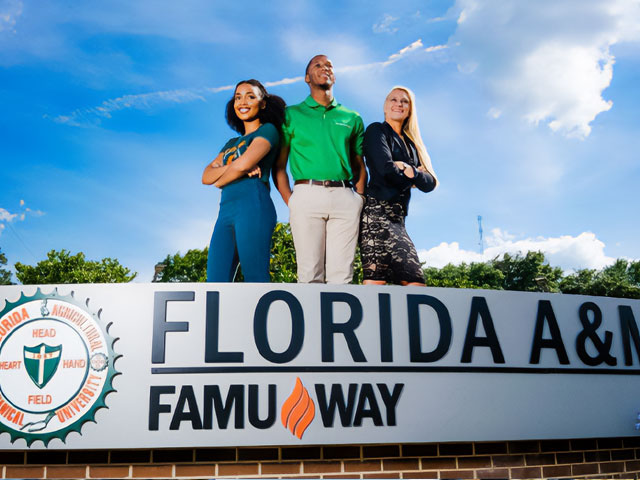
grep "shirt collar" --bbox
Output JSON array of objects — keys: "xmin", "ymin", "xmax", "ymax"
[{"xmin": 304, "ymin": 95, "xmax": 338, "ymax": 109}]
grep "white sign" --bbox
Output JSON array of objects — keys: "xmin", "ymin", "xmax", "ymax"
[{"xmin": 0, "ymin": 283, "xmax": 639, "ymax": 449}]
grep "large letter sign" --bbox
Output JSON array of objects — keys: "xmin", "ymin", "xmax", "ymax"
[{"xmin": 0, "ymin": 283, "xmax": 639, "ymax": 449}]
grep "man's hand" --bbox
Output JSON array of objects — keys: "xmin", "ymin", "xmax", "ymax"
[{"xmin": 247, "ymin": 166, "xmax": 262, "ymax": 178}]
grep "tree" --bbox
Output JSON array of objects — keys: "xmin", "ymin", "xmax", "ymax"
[
  {"xmin": 560, "ymin": 259, "xmax": 640, "ymax": 299},
  {"xmin": 423, "ymin": 262, "xmax": 504, "ymax": 289},
  {"xmin": 491, "ymin": 251, "xmax": 563, "ymax": 292},
  {"xmin": 269, "ymin": 222, "xmax": 297, "ymax": 283},
  {"xmin": 155, "ymin": 248, "xmax": 208, "ymax": 283},
  {"xmin": 15, "ymin": 249, "xmax": 136, "ymax": 284},
  {"xmin": 0, "ymin": 250, "xmax": 12, "ymax": 285}
]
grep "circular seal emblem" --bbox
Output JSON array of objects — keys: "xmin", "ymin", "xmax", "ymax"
[{"xmin": 0, "ymin": 289, "xmax": 119, "ymax": 446}]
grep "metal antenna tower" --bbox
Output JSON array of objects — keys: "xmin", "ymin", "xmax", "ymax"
[{"xmin": 477, "ymin": 215, "xmax": 484, "ymax": 254}]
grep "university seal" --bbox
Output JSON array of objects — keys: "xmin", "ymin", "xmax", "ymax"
[{"xmin": 0, "ymin": 289, "xmax": 119, "ymax": 446}]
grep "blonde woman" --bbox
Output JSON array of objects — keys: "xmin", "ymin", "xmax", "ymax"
[{"xmin": 359, "ymin": 86, "xmax": 438, "ymax": 285}]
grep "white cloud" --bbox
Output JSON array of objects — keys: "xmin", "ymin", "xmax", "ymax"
[
  {"xmin": 0, "ymin": 207, "xmax": 17, "ymax": 222},
  {"xmin": 373, "ymin": 14, "xmax": 399, "ymax": 34},
  {"xmin": 0, "ymin": 0, "xmax": 22, "ymax": 33},
  {"xmin": 0, "ymin": 202, "xmax": 44, "ymax": 236},
  {"xmin": 53, "ymin": 39, "xmax": 430, "ymax": 127},
  {"xmin": 418, "ymin": 228, "xmax": 618, "ymax": 272},
  {"xmin": 450, "ymin": 0, "xmax": 640, "ymax": 139}
]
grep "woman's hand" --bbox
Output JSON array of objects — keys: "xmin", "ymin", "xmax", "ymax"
[
  {"xmin": 394, "ymin": 161, "xmax": 415, "ymax": 179},
  {"xmin": 202, "ymin": 153, "xmax": 226, "ymax": 185},
  {"xmin": 403, "ymin": 164, "xmax": 415, "ymax": 178}
]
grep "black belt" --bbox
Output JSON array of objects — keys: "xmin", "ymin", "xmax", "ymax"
[{"xmin": 294, "ymin": 179, "xmax": 352, "ymax": 188}]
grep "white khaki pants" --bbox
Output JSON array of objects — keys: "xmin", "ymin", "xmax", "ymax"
[{"xmin": 289, "ymin": 184, "xmax": 364, "ymax": 284}]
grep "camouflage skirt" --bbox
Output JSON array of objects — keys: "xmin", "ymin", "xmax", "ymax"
[{"xmin": 359, "ymin": 196, "xmax": 424, "ymax": 284}]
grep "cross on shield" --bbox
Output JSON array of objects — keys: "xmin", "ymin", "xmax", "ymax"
[{"xmin": 23, "ymin": 343, "xmax": 62, "ymax": 389}]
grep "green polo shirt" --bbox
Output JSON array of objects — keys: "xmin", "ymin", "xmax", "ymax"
[{"xmin": 282, "ymin": 96, "xmax": 364, "ymax": 181}]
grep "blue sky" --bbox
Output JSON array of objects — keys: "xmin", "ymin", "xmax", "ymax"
[{"xmin": 1, "ymin": 0, "xmax": 639, "ymax": 282}]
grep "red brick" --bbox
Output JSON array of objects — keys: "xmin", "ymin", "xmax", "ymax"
[
  {"xmin": 89, "ymin": 466, "xmax": 130, "ymax": 478},
  {"xmin": 281, "ymin": 446, "xmax": 322, "ymax": 460},
  {"xmin": 402, "ymin": 444, "xmax": 438, "ymax": 457},
  {"xmin": 510, "ymin": 466, "xmax": 542, "ymax": 478},
  {"xmin": 363, "ymin": 474, "xmax": 400, "ymax": 479},
  {"xmin": 540, "ymin": 440, "xmax": 571, "ymax": 452},
  {"xmin": 261, "ymin": 463, "xmax": 302, "ymax": 474},
  {"xmin": 303, "ymin": 461, "xmax": 342, "ymax": 474},
  {"xmin": 598, "ymin": 438, "xmax": 623, "ymax": 449},
  {"xmin": 382, "ymin": 459, "xmax": 419, "ymax": 471},
  {"xmin": 175, "ymin": 465, "xmax": 216, "ymax": 477},
  {"xmin": 571, "ymin": 439, "xmax": 597, "ymax": 450},
  {"xmin": 152, "ymin": 448, "xmax": 193, "ymax": 463},
  {"xmin": 363, "ymin": 445, "xmax": 399, "ymax": 458},
  {"xmin": 218, "ymin": 463, "xmax": 259, "ymax": 476},
  {"xmin": 0, "ymin": 452, "xmax": 24, "ymax": 464},
  {"xmin": 600, "ymin": 461, "xmax": 625, "ymax": 473},
  {"xmin": 572, "ymin": 463, "xmax": 599, "ymax": 476},
  {"xmin": 46, "ymin": 466, "xmax": 86, "ymax": 478},
  {"xmin": 457, "ymin": 456, "xmax": 492, "ymax": 468},
  {"xmin": 475, "ymin": 442, "xmax": 508, "ymax": 455},
  {"xmin": 612, "ymin": 448, "xmax": 635, "ymax": 461},
  {"xmin": 131, "ymin": 464, "xmax": 172, "ymax": 477},
  {"xmin": 440, "ymin": 469, "xmax": 475, "ymax": 479},
  {"xmin": 420, "ymin": 457, "xmax": 456, "ymax": 469},
  {"xmin": 323, "ymin": 446, "xmax": 359, "ymax": 459},
  {"xmin": 525, "ymin": 453, "xmax": 555, "ymax": 465},
  {"xmin": 6, "ymin": 466, "xmax": 45, "ymax": 478},
  {"xmin": 238, "ymin": 447, "xmax": 279, "ymax": 461},
  {"xmin": 508, "ymin": 440, "xmax": 540, "ymax": 454},
  {"xmin": 624, "ymin": 438, "xmax": 640, "ymax": 448},
  {"xmin": 439, "ymin": 443, "xmax": 473, "ymax": 455},
  {"xmin": 543, "ymin": 465, "xmax": 572, "ymax": 477},
  {"xmin": 475, "ymin": 468, "xmax": 510, "ymax": 479},
  {"xmin": 492, "ymin": 455, "xmax": 525, "ymax": 467},
  {"xmin": 321, "ymin": 475, "xmax": 360, "ymax": 479},
  {"xmin": 627, "ymin": 460, "xmax": 640, "ymax": 472},
  {"xmin": 403, "ymin": 472, "xmax": 438, "ymax": 479},
  {"xmin": 344, "ymin": 460, "xmax": 381, "ymax": 472},
  {"xmin": 556, "ymin": 451, "xmax": 584, "ymax": 464},
  {"xmin": 584, "ymin": 450, "xmax": 610, "ymax": 462}
]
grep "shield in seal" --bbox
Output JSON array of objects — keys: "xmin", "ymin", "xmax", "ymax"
[{"xmin": 23, "ymin": 343, "xmax": 62, "ymax": 389}]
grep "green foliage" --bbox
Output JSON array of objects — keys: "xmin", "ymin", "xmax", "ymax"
[
  {"xmin": 269, "ymin": 222, "xmax": 297, "ymax": 283},
  {"xmin": 424, "ymin": 262, "xmax": 504, "ymax": 290},
  {"xmin": 0, "ymin": 251, "xmax": 12, "ymax": 285},
  {"xmin": 152, "ymin": 225, "xmax": 639, "ymax": 300},
  {"xmin": 352, "ymin": 247, "xmax": 363, "ymax": 285},
  {"xmin": 491, "ymin": 251, "xmax": 563, "ymax": 292},
  {"xmin": 155, "ymin": 248, "xmax": 208, "ymax": 283},
  {"xmin": 15, "ymin": 249, "xmax": 136, "ymax": 284},
  {"xmin": 559, "ymin": 259, "xmax": 640, "ymax": 299}
]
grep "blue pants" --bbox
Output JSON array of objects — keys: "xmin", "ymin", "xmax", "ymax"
[{"xmin": 207, "ymin": 178, "xmax": 276, "ymax": 282}]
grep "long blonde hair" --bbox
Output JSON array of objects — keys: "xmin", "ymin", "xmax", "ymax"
[{"xmin": 387, "ymin": 86, "xmax": 438, "ymax": 188}]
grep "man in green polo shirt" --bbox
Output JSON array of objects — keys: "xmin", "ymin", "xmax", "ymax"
[{"xmin": 273, "ymin": 54, "xmax": 366, "ymax": 284}]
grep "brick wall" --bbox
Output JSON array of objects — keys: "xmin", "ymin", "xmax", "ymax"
[{"xmin": 2, "ymin": 438, "xmax": 640, "ymax": 479}]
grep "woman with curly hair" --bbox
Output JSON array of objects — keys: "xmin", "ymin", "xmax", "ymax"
[
  {"xmin": 202, "ymin": 79, "xmax": 286, "ymax": 282},
  {"xmin": 359, "ymin": 86, "xmax": 438, "ymax": 285}
]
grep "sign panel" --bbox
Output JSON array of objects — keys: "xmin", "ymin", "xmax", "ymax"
[{"xmin": 0, "ymin": 283, "xmax": 639, "ymax": 449}]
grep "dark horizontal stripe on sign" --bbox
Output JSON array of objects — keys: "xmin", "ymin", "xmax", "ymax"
[{"xmin": 151, "ymin": 366, "xmax": 640, "ymax": 375}]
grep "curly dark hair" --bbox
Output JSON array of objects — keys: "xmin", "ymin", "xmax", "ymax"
[{"xmin": 225, "ymin": 79, "xmax": 286, "ymax": 135}]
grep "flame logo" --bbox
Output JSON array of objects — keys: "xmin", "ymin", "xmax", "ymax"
[{"xmin": 281, "ymin": 377, "xmax": 315, "ymax": 439}]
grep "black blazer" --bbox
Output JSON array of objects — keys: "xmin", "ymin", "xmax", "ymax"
[{"xmin": 363, "ymin": 121, "xmax": 435, "ymax": 214}]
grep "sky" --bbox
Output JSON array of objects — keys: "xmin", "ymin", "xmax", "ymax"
[{"xmin": 1, "ymin": 0, "xmax": 639, "ymax": 282}]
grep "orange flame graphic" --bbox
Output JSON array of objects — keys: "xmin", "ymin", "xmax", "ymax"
[{"xmin": 281, "ymin": 377, "xmax": 315, "ymax": 439}]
